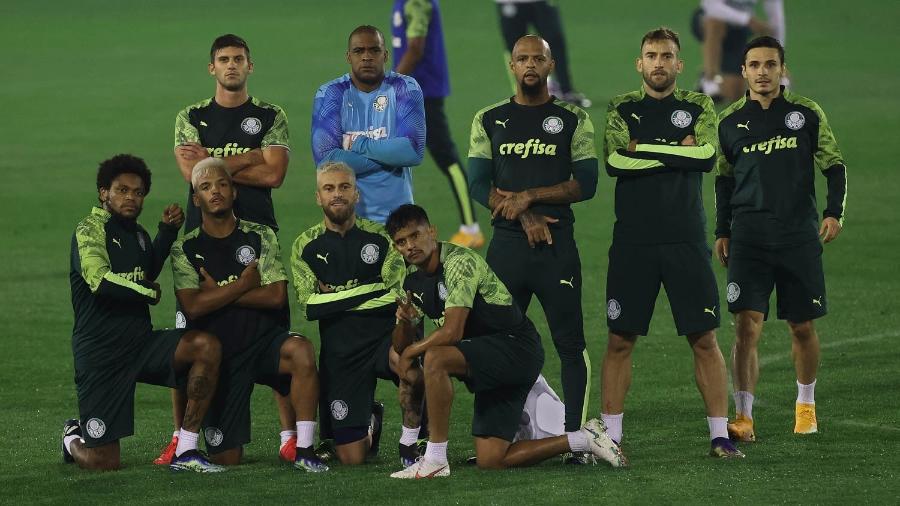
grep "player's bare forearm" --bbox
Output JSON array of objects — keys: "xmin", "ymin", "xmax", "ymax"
[
  {"xmin": 393, "ymin": 321, "xmax": 418, "ymax": 354},
  {"xmin": 176, "ymin": 282, "xmax": 251, "ymax": 320},
  {"xmin": 395, "ymin": 37, "xmax": 425, "ymax": 75},
  {"xmin": 407, "ymin": 307, "xmax": 468, "ymax": 357},
  {"xmin": 228, "ymin": 146, "xmax": 289, "ymax": 188},
  {"xmin": 234, "ymin": 281, "xmax": 286, "ymax": 309},
  {"xmin": 524, "ymin": 179, "xmax": 583, "ymax": 205}
]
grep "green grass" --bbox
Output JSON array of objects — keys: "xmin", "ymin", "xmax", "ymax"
[{"xmin": 2, "ymin": 0, "xmax": 899, "ymax": 503}]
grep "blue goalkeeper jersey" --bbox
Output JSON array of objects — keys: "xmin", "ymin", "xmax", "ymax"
[
  {"xmin": 391, "ymin": 0, "xmax": 451, "ymax": 99},
  {"xmin": 311, "ymin": 72, "xmax": 426, "ymax": 223}
]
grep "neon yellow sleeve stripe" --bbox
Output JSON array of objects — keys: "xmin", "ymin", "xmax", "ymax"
[
  {"xmin": 635, "ymin": 143, "xmax": 715, "ymax": 160},
  {"xmin": 607, "ymin": 151, "xmax": 664, "ymax": 170},
  {"xmin": 351, "ymin": 292, "xmax": 397, "ymax": 311},
  {"xmin": 306, "ymin": 282, "xmax": 387, "ymax": 306},
  {"xmin": 102, "ymin": 271, "xmax": 156, "ymax": 298}
]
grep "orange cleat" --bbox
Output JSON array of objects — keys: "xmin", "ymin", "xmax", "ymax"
[
  {"xmin": 153, "ymin": 435, "xmax": 178, "ymax": 465},
  {"xmin": 280, "ymin": 435, "xmax": 297, "ymax": 463},
  {"xmin": 794, "ymin": 403, "xmax": 818, "ymax": 434},
  {"xmin": 727, "ymin": 413, "xmax": 756, "ymax": 442},
  {"xmin": 449, "ymin": 230, "xmax": 485, "ymax": 249}
]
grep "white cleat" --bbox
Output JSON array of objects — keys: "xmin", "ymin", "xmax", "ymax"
[
  {"xmin": 390, "ymin": 457, "xmax": 450, "ymax": 479},
  {"xmin": 583, "ymin": 418, "xmax": 629, "ymax": 468}
]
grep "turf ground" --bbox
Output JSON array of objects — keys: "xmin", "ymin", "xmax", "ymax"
[{"xmin": 2, "ymin": 0, "xmax": 899, "ymax": 503}]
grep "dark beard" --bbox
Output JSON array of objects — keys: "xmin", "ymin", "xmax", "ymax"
[
  {"xmin": 642, "ymin": 71, "xmax": 676, "ymax": 93},
  {"xmin": 323, "ymin": 204, "xmax": 353, "ymax": 225},
  {"xmin": 520, "ymin": 78, "xmax": 545, "ymax": 96}
]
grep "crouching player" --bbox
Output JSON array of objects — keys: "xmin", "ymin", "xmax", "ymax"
[
  {"xmin": 291, "ymin": 162, "xmax": 424, "ymax": 466},
  {"xmin": 64, "ymin": 154, "xmax": 223, "ymax": 472},
  {"xmin": 169, "ymin": 159, "xmax": 327, "ymax": 472},
  {"xmin": 386, "ymin": 204, "xmax": 626, "ymax": 479}
]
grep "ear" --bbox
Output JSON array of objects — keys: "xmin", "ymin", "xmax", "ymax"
[
  {"xmin": 548, "ymin": 58, "xmax": 556, "ymax": 74},
  {"xmin": 208, "ymin": 62, "xmax": 215, "ymax": 76},
  {"xmin": 346, "ymin": 51, "xmax": 352, "ymax": 65},
  {"xmin": 635, "ymin": 57, "xmax": 643, "ymax": 74},
  {"xmin": 675, "ymin": 58, "xmax": 684, "ymax": 75},
  {"xmin": 741, "ymin": 65, "xmax": 748, "ymax": 79},
  {"xmin": 192, "ymin": 192, "xmax": 200, "ymax": 207},
  {"xmin": 247, "ymin": 59, "xmax": 254, "ymax": 73},
  {"xmin": 99, "ymin": 188, "xmax": 109, "ymax": 203},
  {"xmin": 315, "ymin": 190, "xmax": 323, "ymax": 207}
]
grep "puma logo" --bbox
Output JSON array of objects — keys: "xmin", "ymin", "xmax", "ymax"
[
  {"xmin": 316, "ymin": 253, "xmax": 329, "ymax": 264},
  {"xmin": 812, "ymin": 297, "xmax": 822, "ymax": 306},
  {"xmin": 200, "ymin": 121, "xmax": 208, "ymax": 127},
  {"xmin": 111, "ymin": 237, "xmax": 122, "ymax": 248},
  {"xmin": 737, "ymin": 121, "xmax": 750, "ymax": 131},
  {"xmin": 559, "ymin": 277, "xmax": 574, "ymax": 288},
  {"xmin": 495, "ymin": 119, "xmax": 509, "ymax": 128},
  {"xmin": 704, "ymin": 307, "xmax": 717, "ymax": 317},
  {"xmin": 630, "ymin": 112, "xmax": 641, "ymax": 123},
  {"xmin": 195, "ymin": 253, "xmax": 205, "ymax": 261},
  {"xmin": 412, "ymin": 292, "xmax": 424, "ymax": 304}
]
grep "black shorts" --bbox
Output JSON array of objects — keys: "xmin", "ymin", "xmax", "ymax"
[
  {"xmin": 691, "ymin": 8, "xmax": 751, "ymax": 75},
  {"xmin": 726, "ymin": 240, "xmax": 827, "ymax": 322},
  {"xmin": 458, "ymin": 323, "xmax": 544, "ymax": 442},
  {"xmin": 75, "ymin": 329, "xmax": 184, "ymax": 448},
  {"xmin": 203, "ymin": 330, "xmax": 293, "ymax": 454},
  {"xmin": 606, "ymin": 241, "xmax": 720, "ymax": 336},
  {"xmin": 319, "ymin": 313, "xmax": 397, "ymax": 431}
]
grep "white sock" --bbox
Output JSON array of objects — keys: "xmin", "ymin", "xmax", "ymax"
[
  {"xmin": 175, "ymin": 428, "xmax": 199, "ymax": 457},
  {"xmin": 280, "ymin": 430, "xmax": 296, "ymax": 446},
  {"xmin": 296, "ymin": 421, "xmax": 316, "ymax": 448},
  {"xmin": 172, "ymin": 430, "xmax": 180, "ymax": 439},
  {"xmin": 424, "ymin": 441, "xmax": 448, "ymax": 464},
  {"xmin": 461, "ymin": 223, "xmax": 480, "ymax": 235},
  {"xmin": 707, "ymin": 416, "xmax": 729, "ymax": 440},
  {"xmin": 734, "ymin": 391, "xmax": 755, "ymax": 420},
  {"xmin": 64, "ymin": 435, "xmax": 82, "ymax": 454},
  {"xmin": 566, "ymin": 431, "xmax": 590, "ymax": 452},
  {"xmin": 601, "ymin": 413, "xmax": 624, "ymax": 444},
  {"xmin": 399, "ymin": 425, "xmax": 420, "ymax": 446},
  {"xmin": 797, "ymin": 380, "xmax": 816, "ymax": 404}
]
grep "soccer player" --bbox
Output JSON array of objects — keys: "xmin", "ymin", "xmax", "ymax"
[
  {"xmin": 468, "ymin": 35, "xmax": 598, "ymax": 462},
  {"xmin": 291, "ymin": 162, "xmax": 424, "ymax": 466},
  {"xmin": 169, "ymin": 160, "xmax": 328, "ymax": 472},
  {"xmin": 311, "ymin": 25, "xmax": 426, "ymax": 224},
  {"xmin": 715, "ymin": 36, "xmax": 847, "ymax": 440},
  {"xmin": 64, "ymin": 154, "xmax": 223, "ymax": 472},
  {"xmin": 600, "ymin": 27, "xmax": 742, "ymax": 459},
  {"xmin": 166, "ymin": 33, "xmax": 295, "ymax": 465},
  {"xmin": 391, "ymin": 0, "xmax": 484, "ymax": 248},
  {"xmin": 691, "ymin": 0, "xmax": 786, "ymax": 102},
  {"xmin": 386, "ymin": 204, "xmax": 625, "ymax": 478},
  {"xmin": 494, "ymin": 0, "xmax": 591, "ymax": 107}
]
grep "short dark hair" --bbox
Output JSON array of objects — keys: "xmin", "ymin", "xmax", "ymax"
[
  {"xmin": 743, "ymin": 36, "xmax": 785, "ymax": 65},
  {"xmin": 386, "ymin": 204, "xmax": 430, "ymax": 238},
  {"xmin": 347, "ymin": 25, "xmax": 384, "ymax": 49},
  {"xmin": 641, "ymin": 27, "xmax": 681, "ymax": 52},
  {"xmin": 210, "ymin": 34, "xmax": 250, "ymax": 62},
  {"xmin": 96, "ymin": 154, "xmax": 152, "ymax": 194}
]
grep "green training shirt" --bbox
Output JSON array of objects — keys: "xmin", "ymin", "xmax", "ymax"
[
  {"xmin": 70, "ymin": 207, "xmax": 178, "ymax": 367},
  {"xmin": 715, "ymin": 88, "xmax": 847, "ymax": 246},
  {"xmin": 604, "ymin": 87, "xmax": 717, "ymax": 245},
  {"xmin": 175, "ymin": 97, "xmax": 289, "ymax": 232},
  {"xmin": 171, "ymin": 219, "xmax": 286, "ymax": 357}
]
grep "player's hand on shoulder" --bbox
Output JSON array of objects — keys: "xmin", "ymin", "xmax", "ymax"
[
  {"xmin": 519, "ymin": 210, "xmax": 559, "ymax": 248},
  {"xmin": 714, "ymin": 237, "xmax": 730, "ymax": 267},
  {"xmin": 239, "ymin": 260, "xmax": 261, "ymax": 289},
  {"xmin": 681, "ymin": 135, "xmax": 697, "ymax": 146},
  {"xmin": 162, "ymin": 203, "xmax": 184, "ymax": 228},
  {"xmin": 820, "ymin": 217, "xmax": 842, "ymax": 244}
]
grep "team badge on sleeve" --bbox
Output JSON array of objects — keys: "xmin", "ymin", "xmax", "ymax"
[
  {"xmin": 726, "ymin": 282, "xmax": 741, "ymax": 303},
  {"xmin": 542, "ymin": 116, "xmax": 564, "ymax": 134},
  {"xmin": 437, "ymin": 281, "xmax": 448, "ymax": 301},
  {"xmin": 205, "ymin": 427, "xmax": 224, "ymax": 447},
  {"xmin": 360, "ymin": 243, "xmax": 380, "ymax": 264},
  {"xmin": 85, "ymin": 418, "xmax": 106, "ymax": 439},
  {"xmin": 671, "ymin": 110, "xmax": 693, "ymax": 128},
  {"xmin": 785, "ymin": 111, "xmax": 805, "ymax": 130},
  {"xmin": 607, "ymin": 299, "xmax": 621, "ymax": 320},
  {"xmin": 235, "ymin": 245, "xmax": 256, "ymax": 266},
  {"xmin": 175, "ymin": 311, "xmax": 187, "ymax": 329},
  {"xmin": 331, "ymin": 400, "xmax": 349, "ymax": 421},
  {"xmin": 241, "ymin": 117, "xmax": 262, "ymax": 135},
  {"xmin": 373, "ymin": 95, "xmax": 389, "ymax": 112}
]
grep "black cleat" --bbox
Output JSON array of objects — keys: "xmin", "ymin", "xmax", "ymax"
[
  {"xmin": 367, "ymin": 402, "xmax": 385, "ymax": 458},
  {"xmin": 62, "ymin": 418, "xmax": 81, "ymax": 463},
  {"xmin": 563, "ymin": 451, "xmax": 597, "ymax": 465},
  {"xmin": 314, "ymin": 439, "xmax": 336, "ymax": 464},
  {"xmin": 399, "ymin": 442, "xmax": 422, "ymax": 468}
]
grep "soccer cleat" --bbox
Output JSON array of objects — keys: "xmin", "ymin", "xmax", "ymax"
[
  {"xmin": 153, "ymin": 434, "xmax": 178, "ymax": 465},
  {"xmin": 169, "ymin": 449, "xmax": 226, "ymax": 473},
  {"xmin": 449, "ymin": 230, "xmax": 485, "ymax": 249},
  {"xmin": 315, "ymin": 439, "xmax": 336, "ymax": 464},
  {"xmin": 709, "ymin": 437, "xmax": 745, "ymax": 458},
  {"xmin": 279, "ymin": 435, "xmax": 297, "ymax": 463},
  {"xmin": 399, "ymin": 442, "xmax": 422, "ymax": 468},
  {"xmin": 794, "ymin": 403, "xmax": 818, "ymax": 434},
  {"xmin": 582, "ymin": 418, "xmax": 628, "ymax": 468},
  {"xmin": 390, "ymin": 457, "xmax": 450, "ymax": 479},
  {"xmin": 727, "ymin": 413, "xmax": 756, "ymax": 442},
  {"xmin": 62, "ymin": 419, "xmax": 81, "ymax": 464},
  {"xmin": 563, "ymin": 451, "xmax": 597, "ymax": 465},
  {"xmin": 367, "ymin": 402, "xmax": 385, "ymax": 458},
  {"xmin": 294, "ymin": 446, "xmax": 329, "ymax": 473},
  {"xmin": 559, "ymin": 91, "xmax": 593, "ymax": 109}
]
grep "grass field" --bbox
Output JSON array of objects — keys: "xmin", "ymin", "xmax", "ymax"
[{"xmin": 2, "ymin": 0, "xmax": 899, "ymax": 503}]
